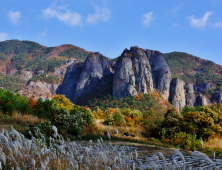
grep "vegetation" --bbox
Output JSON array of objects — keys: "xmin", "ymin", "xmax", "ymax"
[
  {"xmin": 59, "ymin": 47, "xmax": 89, "ymax": 61},
  {"xmin": 159, "ymin": 104, "xmax": 222, "ymax": 150},
  {"xmin": 163, "ymin": 52, "xmax": 222, "ymax": 84},
  {"xmin": 0, "ymin": 75, "xmax": 26, "ymax": 92},
  {"xmin": 29, "ymin": 73, "xmax": 60, "ymax": 84},
  {"xmin": 0, "ymin": 89, "xmax": 92, "ymax": 136},
  {"xmin": 87, "ymin": 92, "xmax": 169, "ymax": 114},
  {"xmin": 0, "ymin": 40, "xmax": 90, "ymax": 92}
]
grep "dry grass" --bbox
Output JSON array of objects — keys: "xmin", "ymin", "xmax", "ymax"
[
  {"xmin": 205, "ymin": 136, "xmax": 222, "ymax": 148},
  {"xmin": 12, "ymin": 112, "xmax": 44, "ymax": 126}
]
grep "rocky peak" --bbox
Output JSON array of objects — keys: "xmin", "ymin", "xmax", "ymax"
[
  {"xmin": 60, "ymin": 52, "xmax": 115, "ymax": 103},
  {"xmin": 145, "ymin": 49, "xmax": 171, "ymax": 100},
  {"xmin": 113, "ymin": 47, "xmax": 154, "ymax": 98},
  {"xmin": 169, "ymin": 78, "xmax": 186, "ymax": 111}
]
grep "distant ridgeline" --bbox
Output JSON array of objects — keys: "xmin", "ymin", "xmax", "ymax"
[
  {"xmin": 0, "ymin": 40, "xmax": 90, "ymax": 92},
  {"xmin": 0, "ymin": 40, "xmax": 222, "ymax": 111}
]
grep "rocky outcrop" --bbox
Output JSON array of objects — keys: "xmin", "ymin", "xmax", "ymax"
[
  {"xmin": 185, "ymin": 83, "xmax": 196, "ymax": 107},
  {"xmin": 193, "ymin": 83, "xmax": 214, "ymax": 93},
  {"xmin": 113, "ymin": 47, "xmax": 153, "ymax": 98},
  {"xmin": 211, "ymin": 93, "xmax": 222, "ymax": 103},
  {"xmin": 19, "ymin": 70, "xmax": 33, "ymax": 81},
  {"xmin": 52, "ymin": 58, "xmax": 76, "ymax": 81},
  {"xmin": 59, "ymin": 60, "xmax": 84, "ymax": 101},
  {"xmin": 196, "ymin": 93, "xmax": 208, "ymax": 106},
  {"xmin": 169, "ymin": 78, "xmax": 186, "ymax": 111},
  {"xmin": 18, "ymin": 81, "xmax": 59, "ymax": 100},
  {"xmin": 145, "ymin": 50, "xmax": 171, "ymax": 100},
  {"xmin": 60, "ymin": 52, "xmax": 115, "ymax": 103}
]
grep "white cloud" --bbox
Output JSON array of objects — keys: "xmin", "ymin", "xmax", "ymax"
[
  {"xmin": 8, "ymin": 11, "xmax": 21, "ymax": 24},
  {"xmin": 0, "ymin": 33, "xmax": 8, "ymax": 42},
  {"xmin": 39, "ymin": 29, "xmax": 48, "ymax": 37},
  {"xmin": 142, "ymin": 12, "xmax": 154, "ymax": 26},
  {"xmin": 214, "ymin": 20, "xmax": 222, "ymax": 28},
  {"xmin": 172, "ymin": 23, "xmax": 179, "ymax": 27},
  {"xmin": 86, "ymin": 6, "xmax": 111, "ymax": 24},
  {"xmin": 42, "ymin": 5, "xmax": 82, "ymax": 27},
  {"xmin": 186, "ymin": 11, "xmax": 213, "ymax": 29},
  {"xmin": 172, "ymin": 5, "xmax": 181, "ymax": 14}
]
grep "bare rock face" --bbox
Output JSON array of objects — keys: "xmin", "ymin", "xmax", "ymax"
[
  {"xmin": 185, "ymin": 83, "xmax": 196, "ymax": 107},
  {"xmin": 113, "ymin": 47, "xmax": 154, "ymax": 98},
  {"xmin": 193, "ymin": 83, "xmax": 214, "ymax": 93},
  {"xmin": 213, "ymin": 93, "xmax": 222, "ymax": 103},
  {"xmin": 59, "ymin": 60, "xmax": 84, "ymax": 101},
  {"xmin": 169, "ymin": 78, "xmax": 186, "ymax": 111},
  {"xmin": 61, "ymin": 52, "xmax": 115, "ymax": 103},
  {"xmin": 18, "ymin": 81, "xmax": 59, "ymax": 101},
  {"xmin": 20, "ymin": 70, "xmax": 33, "ymax": 81},
  {"xmin": 145, "ymin": 50, "xmax": 171, "ymax": 100},
  {"xmin": 52, "ymin": 58, "xmax": 76, "ymax": 81},
  {"xmin": 196, "ymin": 93, "xmax": 208, "ymax": 106}
]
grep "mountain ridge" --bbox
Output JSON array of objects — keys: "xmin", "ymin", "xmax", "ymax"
[{"xmin": 1, "ymin": 40, "xmax": 222, "ymax": 111}]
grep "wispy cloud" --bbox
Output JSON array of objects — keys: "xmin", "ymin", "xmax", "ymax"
[
  {"xmin": 172, "ymin": 5, "xmax": 181, "ymax": 14},
  {"xmin": 42, "ymin": 5, "xmax": 82, "ymax": 27},
  {"xmin": 142, "ymin": 12, "xmax": 154, "ymax": 27},
  {"xmin": 39, "ymin": 29, "xmax": 48, "ymax": 37},
  {"xmin": 214, "ymin": 20, "xmax": 222, "ymax": 28},
  {"xmin": 186, "ymin": 11, "xmax": 213, "ymax": 29},
  {"xmin": 86, "ymin": 6, "xmax": 111, "ymax": 24},
  {"xmin": 0, "ymin": 33, "xmax": 8, "ymax": 42},
  {"xmin": 172, "ymin": 23, "xmax": 179, "ymax": 28},
  {"xmin": 8, "ymin": 11, "xmax": 21, "ymax": 24}
]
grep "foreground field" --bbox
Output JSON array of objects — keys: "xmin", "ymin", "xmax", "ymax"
[{"xmin": 1, "ymin": 127, "xmax": 222, "ymax": 170}]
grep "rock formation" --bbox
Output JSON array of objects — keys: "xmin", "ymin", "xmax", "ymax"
[
  {"xmin": 196, "ymin": 93, "xmax": 208, "ymax": 106},
  {"xmin": 20, "ymin": 71, "xmax": 33, "ymax": 81},
  {"xmin": 18, "ymin": 81, "xmax": 59, "ymax": 101},
  {"xmin": 61, "ymin": 52, "xmax": 115, "ymax": 103},
  {"xmin": 213, "ymin": 93, "xmax": 222, "ymax": 103},
  {"xmin": 145, "ymin": 50, "xmax": 171, "ymax": 100},
  {"xmin": 169, "ymin": 78, "xmax": 186, "ymax": 111},
  {"xmin": 113, "ymin": 47, "xmax": 153, "ymax": 98},
  {"xmin": 185, "ymin": 83, "xmax": 196, "ymax": 107}
]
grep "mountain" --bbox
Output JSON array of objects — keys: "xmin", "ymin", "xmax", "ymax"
[
  {"xmin": 0, "ymin": 40, "xmax": 90, "ymax": 92},
  {"xmin": 1, "ymin": 40, "xmax": 222, "ymax": 111}
]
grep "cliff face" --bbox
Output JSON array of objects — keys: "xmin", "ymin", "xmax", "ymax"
[
  {"xmin": 169, "ymin": 78, "xmax": 186, "ymax": 111},
  {"xmin": 17, "ymin": 45, "xmax": 214, "ymax": 112},
  {"xmin": 18, "ymin": 81, "xmax": 59, "ymax": 100},
  {"xmin": 60, "ymin": 52, "xmax": 115, "ymax": 103},
  {"xmin": 185, "ymin": 83, "xmax": 196, "ymax": 107},
  {"xmin": 145, "ymin": 50, "xmax": 171, "ymax": 100},
  {"xmin": 113, "ymin": 47, "xmax": 153, "ymax": 98}
]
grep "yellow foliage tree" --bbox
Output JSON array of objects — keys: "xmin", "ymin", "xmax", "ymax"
[{"xmin": 52, "ymin": 95, "xmax": 74, "ymax": 111}]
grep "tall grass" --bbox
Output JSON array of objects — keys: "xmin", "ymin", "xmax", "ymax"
[{"xmin": 0, "ymin": 126, "xmax": 222, "ymax": 170}]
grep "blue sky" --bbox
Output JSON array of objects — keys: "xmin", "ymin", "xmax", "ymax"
[{"xmin": 1, "ymin": 0, "xmax": 222, "ymax": 65}]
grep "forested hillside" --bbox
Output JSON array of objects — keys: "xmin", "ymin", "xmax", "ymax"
[
  {"xmin": 163, "ymin": 52, "xmax": 222, "ymax": 84},
  {"xmin": 0, "ymin": 40, "xmax": 90, "ymax": 91}
]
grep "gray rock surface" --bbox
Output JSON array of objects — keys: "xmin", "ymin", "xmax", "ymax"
[
  {"xmin": 52, "ymin": 58, "xmax": 76, "ymax": 81},
  {"xmin": 61, "ymin": 52, "xmax": 115, "ymax": 103},
  {"xmin": 212, "ymin": 93, "xmax": 222, "ymax": 103},
  {"xmin": 145, "ymin": 50, "xmax": 171, "ymax": 100},
  {"xmin": 20, "ymin": 70, "xmax": 33, "ymax": 81},
  {"xmin": 185, "ymin": 83, "xmax": 196, "ymax": 107},
  {"xmin": 169, "ymin": 78, "xmax": 186, "ymax": 111},
  {"xmin": 196, "ymin": 93, "xmax": 208, "ymax": 106},
  {"xmin": 18, "ymin": 81, "xmax": 59, "ymax": 101},
  {"xmin": 60, "ymin": 60, "xmax": 84, "ymax": 102},
  {"xmin": 193, "ymin": 83, "xmax": 214, "ymax": 93},
  {"xmin": 113, "ymin": 47, "xmax": 154, "ymax": 98}
]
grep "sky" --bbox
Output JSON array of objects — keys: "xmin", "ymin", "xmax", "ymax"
[{"xmin": 1, "ymin": 0, "xmax": 222, "ymax": 65}]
